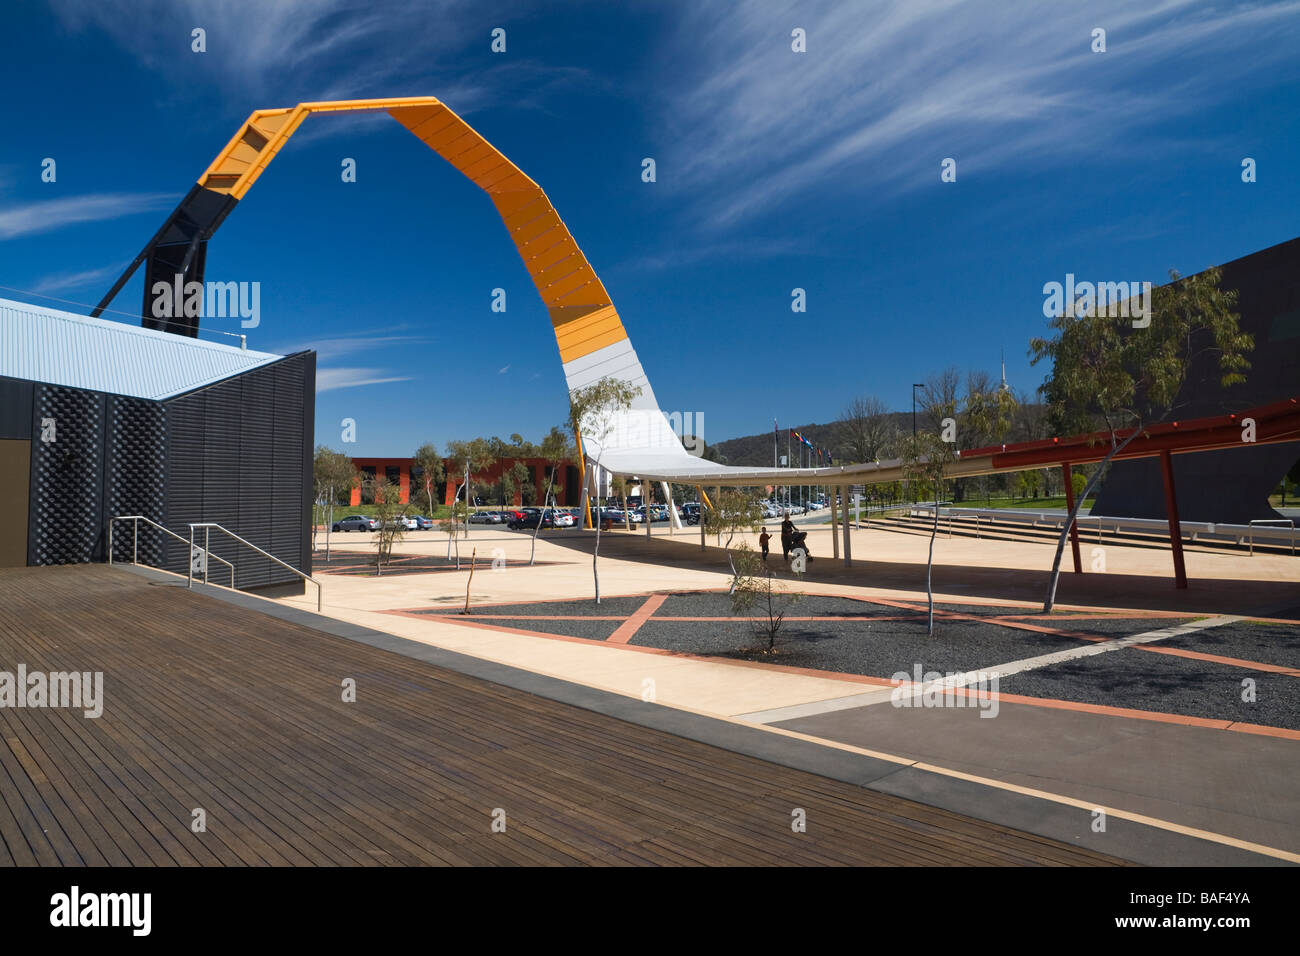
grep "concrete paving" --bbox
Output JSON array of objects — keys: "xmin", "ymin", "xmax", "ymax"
[{"xmin": 269, "ymin": 522, "xmax": 1300, "ymax": 864}]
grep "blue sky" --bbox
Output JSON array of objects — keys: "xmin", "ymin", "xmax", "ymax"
[{"xmin": 2, "ymin": 0, "xmax": 1298, "ymax": 457}]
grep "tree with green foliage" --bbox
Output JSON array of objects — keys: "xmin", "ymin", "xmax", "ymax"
[
  {"xmin": 960, "ymin": 372, "xmax": 1018, "ymax": 504},
  {"xmin": 412, "ymin": 443, "xmax": 444, "ymax": 517},
  {"xmin": 707, "ymin": 488, "xmax": 764, "ymax": 594},
  {"xmin": 313, "ymin": 446, "xmax": 359, "ymax": 562},
  {"xmin": 446, "ymin": 438, "xmax": 497, "ymax": 537},
  {"xmin": 366, "ymin": 478, "xmax": 405, "ymax": 575},
  {"xmin": 530, "ymin": 425, "xmax": 572, "ymax": 566},
  {"xmin": 494, "ymin": 461, "xmax": 533, "ymax": 512},
  {"xmin": 730, "ymin": 544, "xmax": 803, "ymax": 653},
  {"xmin": 1030, "ymin": 266, "xmax": 1251, "ymax": 612},
  {"xmin": 568, "ymin": 377, "xmax": 641, "ymax": 603}
]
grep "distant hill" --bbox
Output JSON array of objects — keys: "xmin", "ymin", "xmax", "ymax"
[{"xmin": 711, "ymin": 412, "xmax": 913, "ymax": 466}]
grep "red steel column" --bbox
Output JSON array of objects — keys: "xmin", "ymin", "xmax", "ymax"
[
  {"xmin": 1061, "ymin": 463, "xmax": 1082, "ymax": 574},
  {"xmin": 1160, "ymin": 450, "xmax": 1188, "ymax": 589}
]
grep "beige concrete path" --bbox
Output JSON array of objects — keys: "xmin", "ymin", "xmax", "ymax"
[
  {"xmin": 265, "ymin": 524, "xmax": 1300, "ymax": 862},
  {"xmin": 282, "ymin": 524, "xmax": 1299, "ymax": 717}
]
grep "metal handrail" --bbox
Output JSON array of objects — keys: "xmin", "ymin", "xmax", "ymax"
[
  {"xmin": 905, "ymin": 505, "xmax": 1298, "ymax": 555},
  {"xmin": 109, "ymin": 515, "xmax": 235, "ymax": 588},
  {"xmin": 189, "ymin": 522, "xmax": 323, "ymax": 611},
  {"xmin": 1248, "ymin": 519, "xmax": 1296, "ymax": 556}
]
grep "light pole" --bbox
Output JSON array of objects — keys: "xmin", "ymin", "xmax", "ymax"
[{"xmin": 911, "ymin": 383, "xmax": 924, "ymax": 507}]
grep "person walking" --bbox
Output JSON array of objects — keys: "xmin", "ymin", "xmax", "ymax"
[
  {"xmin": 759, "ymin": 528, "xmax": 771, "ymax": 561},
  {"xmin": 780, "ymin": 516, "xmax": 794, "ymax": 562}
]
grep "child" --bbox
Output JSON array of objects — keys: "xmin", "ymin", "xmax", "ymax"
[{"xmin": 759, "ymin": 528, "xmax": 770, "ymax": 561}]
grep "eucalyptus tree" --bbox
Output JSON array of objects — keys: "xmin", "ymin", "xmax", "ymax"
[
  {"xmin": 313, "ymin": 446, "xmax": 358, "ymax": 562},
  {"xmin": 413, "ymin": 442, "xmax": 445, "ymax": 517},
  {"xmin": 1030, "ymin": 266, "xmax": 1250, "ymax": 611},
  {"xmin": 568, "ymin": 377, "xmax": 641, "ymax": 603},
  {"xmin": 531, "ymin": 425, "xmax": 573, "ymax": 565}
]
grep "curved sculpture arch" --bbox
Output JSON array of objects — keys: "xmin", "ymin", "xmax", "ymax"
[
  {"xmin": 94, "ymin": 97, "xmax": 649, "ymax": 408},
  {"xmin": 92, "ymin": 96, "xmax": 819, "ymax": 514}
]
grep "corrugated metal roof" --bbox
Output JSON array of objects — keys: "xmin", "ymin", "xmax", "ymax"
[{"xmin": 0, "ymin": 296, "xmax": 283, "ymax": 400}]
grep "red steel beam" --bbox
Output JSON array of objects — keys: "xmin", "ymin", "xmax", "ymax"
[
  {"xmin": 965, "ymin": 398, "xmax": 1300, "ymax": 472},
  {"xmin": 1061, "ymin": 462, "xmax": 1082, "ymax": 574}
]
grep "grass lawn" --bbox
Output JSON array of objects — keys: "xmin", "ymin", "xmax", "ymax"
[{"xmin": 955, "ymin": 495, "xmax": 1095, "ymax": 511}]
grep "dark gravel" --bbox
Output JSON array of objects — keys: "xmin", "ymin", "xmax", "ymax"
[
  {"xmin": 1001, "ymin": 648, "xmax": 1300, "ymax": 729},
  {"xmin": 631, "ymin": 613, "xmax": 1093, "ymax": 679},
  {"xmin": 657, "ymin": 591, "xmax": 919, "ymax": 619},
  {"xmin": 443, "ymin": 596, "xmax": 650, "ymax": 617},
  {"xmin": 461, "ymin": 616, "xmax": 623, "ymax": 641},
  {"xmin": 1159, "ymin": 620, "xmax": 1300, "ymax": 671},
  {"xmin": 1040, "ymin": 616, "xmax": 1201, "ymax": 639}
]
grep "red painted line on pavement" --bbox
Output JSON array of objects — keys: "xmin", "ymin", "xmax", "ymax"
[
  {"xmin": 1136, "ymin": 644, "xmax": 1300, "ymax": 676},
  {"xmin": 608, "ymin": 593, "xmax": 669, "ymax": 644}
]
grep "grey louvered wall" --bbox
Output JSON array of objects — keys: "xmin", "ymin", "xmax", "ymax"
[{"xmin": 162, "ymin": 353, "xmax": 313, "ymax": 590}]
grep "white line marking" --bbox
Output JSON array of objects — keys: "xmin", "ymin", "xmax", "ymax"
[{"xmin": 737, "ymin": 614, "xmax": 1241, "ymax": 724}]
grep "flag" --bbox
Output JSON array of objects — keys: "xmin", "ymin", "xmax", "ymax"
[{"xmin": 826, "ymin": 449, "xmax": 833, "ymax": 465}]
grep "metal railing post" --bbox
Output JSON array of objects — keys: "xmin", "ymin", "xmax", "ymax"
[
  {"xmin": 189, "ymin": 521, "xmax": 323, "ymax": 612},
  {"xmin": 188, "ymin": 525, "xmax": 195, "ymax": 589},
  {"xmin": 110, "ymin": 515, "xmax": 235, "ymax": 588},
  {"xmin": 108, "ymin": 520, "xmax": 114, "ymax": 566},
  {"xmin": 204, "ymin": 526, "xmax": 211, "ymax": 585}
]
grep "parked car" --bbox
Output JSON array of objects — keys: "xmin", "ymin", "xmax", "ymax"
[
  {"xmin": 332, "ymin": 515, "xmax": 377, "ymax": 532},
  {"xmin": 468, "ymin": 511, "xmax": 497, "ymax": 524},
  {"xmin": 680, "ymin": 503, "xmax": 702, "ymax": 525},
  {"xmin": 509, "ymin": 509, "xmax": 553, "ymax": 530},
  {"xmin": 553, "ymin": 510, "xmax": 575, "ymax": 527},
  {"xmin": 411, "ymin": 515, "xmax": 434, "ymax": 530}
]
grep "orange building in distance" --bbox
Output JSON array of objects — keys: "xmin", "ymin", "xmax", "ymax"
[{"xmin": 348, "ymin": 456, "xmax": 579, "ymax": 507}]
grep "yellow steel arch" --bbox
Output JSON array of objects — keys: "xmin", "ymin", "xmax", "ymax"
[{"xmin": 199, "ymin": 97, "xmax": 628, "ymax": 367}]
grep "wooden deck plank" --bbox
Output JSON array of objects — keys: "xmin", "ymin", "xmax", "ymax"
[{"xmin": 0, "ymin": 565, "xmax": 1133, "ymax": 867}]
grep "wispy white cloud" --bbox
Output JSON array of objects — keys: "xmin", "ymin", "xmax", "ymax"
[
  {"xmin": 498, "ymin": 365, "xmax": 510, "ymax": 374},
  {"xmin": 280, "ymin": 332, "xmax": 433, "ymax": 362},
  {"xmin": 47, "ymin": 0, "xmax": 588, "ymax": 130},
  {"xmin": 0, "ymin": 192, "xmax": 175, "ymax": 241},
  {"xmin": 658, "ymin": 0, "xmax": 1300, "ymax": 229},
  {"xmin": 316, "ymin": 367, "xmax": 413, "ymax": 392},
  {"xmin": 27, "ymin": 264, "xmax": 127, "ymax": 296},
  {"xmin": 613, "ymin": 235, "xmax": 817, "ymax": 274}
]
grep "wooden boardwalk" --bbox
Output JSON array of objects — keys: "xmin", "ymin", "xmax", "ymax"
[{"xmin": 0, "ymin": 565, "xmax": 1128, "ymax": 866}]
